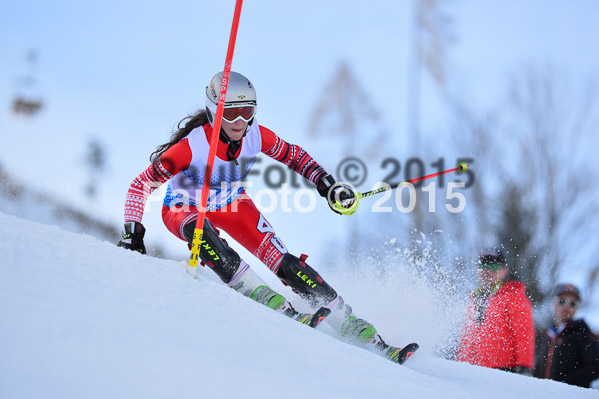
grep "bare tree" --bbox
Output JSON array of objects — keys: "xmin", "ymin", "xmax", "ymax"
[
  {"xmin": 407, "ymin": 0, "xmax": 455, "ymax": 156},
  {"xmin": 306, "ymin": 62, "xmax": 393, "ymax": 267},
  {"xmin": 84, "ymin": 137, "xmax": 108, "ymax": 199},
  {"xmin": 449, "ymin": 65, "xmax": 599, "ymax": 324},
  {"xmin": 308, "ymin": 61, "xmax": 387, "ymax": 158}
]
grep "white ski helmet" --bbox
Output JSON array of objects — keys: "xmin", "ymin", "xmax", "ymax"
[{"xmin": 205, "ymin": 71, "xmax": 257, "ymax": 126}]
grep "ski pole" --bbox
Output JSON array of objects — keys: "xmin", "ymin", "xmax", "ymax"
[
  {"xmin": 188, "ymin": 0, "xmax": 244, "ymax": 277},
  {"xmin": 331, "ymin": 162, "xmax": 470, "ymax": 216}
]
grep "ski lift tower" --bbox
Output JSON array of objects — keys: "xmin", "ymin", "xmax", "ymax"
[{"xmin": 11, "ymin": 49, "xmax": 44, "ymax": 117}]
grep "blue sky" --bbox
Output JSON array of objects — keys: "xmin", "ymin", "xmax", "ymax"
[{"xmin": 1, "ymin": 0, "xmax": 598, "ymax": 305}]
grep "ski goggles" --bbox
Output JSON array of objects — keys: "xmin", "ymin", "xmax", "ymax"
[
  {"xmin": 222, "ymin": 105, "xmax": 256, "ymax": 123},
  {"xmin": 556, "ymin": 297, "xmax": 579, "ymax": 308},
  {"xmin": 479, "ymin": 262, "xmax": 501, "ymax": 271}
]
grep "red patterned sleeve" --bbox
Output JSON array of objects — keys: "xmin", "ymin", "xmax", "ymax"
[
  {"xmin": 123, "ymin": 139, "xmax": 192, "ymax": 223},
  {"xmin": 260, "ymin": 125, "xmax": 327, "ymax": 184}
]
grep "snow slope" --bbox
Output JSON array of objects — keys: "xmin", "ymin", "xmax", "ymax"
[{"xmin": 0, "ymin": 213, "xmax": 596, "ymax": 399}]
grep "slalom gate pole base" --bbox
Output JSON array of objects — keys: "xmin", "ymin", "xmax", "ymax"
[{"xmin": 187, "ymin": 227, "xmax": 204, "ymax": 278}]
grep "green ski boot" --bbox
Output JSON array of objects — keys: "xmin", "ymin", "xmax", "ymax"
[{"xmin": 250, "ymin": 285, "xmax": 330, "ymax": 327}]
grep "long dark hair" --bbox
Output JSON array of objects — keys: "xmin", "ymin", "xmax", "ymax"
[{"xmin": 150, "ymin": 109, "xmax": 209, "ymax": 162}]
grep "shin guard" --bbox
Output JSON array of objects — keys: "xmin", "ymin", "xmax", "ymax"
[
  {"xmin": 182, "ymin": 218, "xmax": 241, "ymax": 284},
  {"xmin": 276, "ymin": 253, "xmax": 337, "ymax": 307}
]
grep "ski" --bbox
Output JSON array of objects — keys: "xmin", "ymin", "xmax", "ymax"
[
  {"xmin": 371, "ymin": 333, "xmax": 419, "ymax": 365},
  {"xmin": 384, "ymin": 342, "xmax": 420, "ymax": 365},
  {"xmin": 293, "ymin": 306, "xmax": 331, "ymax": 328}
]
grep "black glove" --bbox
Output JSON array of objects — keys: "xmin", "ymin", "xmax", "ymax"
[
  {"xmin": 117, "ymin": 221, "xmax": 146, "ymax": 254},
  {"xmin": 513, "ymin": 366, "xmax": 533, "ymax": 376},
  {"xmin": 500, "ymin": 366, "xmax": 532, "ymax": 376},
  {"xmin": 316, "ymin": 174, "xmax": 357, "ymax": 215}
]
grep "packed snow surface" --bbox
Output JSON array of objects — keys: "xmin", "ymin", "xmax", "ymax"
[{"xmin": 0, "ymin": 213, "xmax": 595, "ymax": 398}]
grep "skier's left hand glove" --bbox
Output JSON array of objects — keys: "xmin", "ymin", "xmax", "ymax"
[
  {"xmin": 512, "ymin": 367, "xmax": 533, "ymax": 376},
  {"xmin": 117, "ymin": 221, "xmax": 147, "ymax": 254},
  {"xmin": 316, "ymin": 174, "xmax": 359, "ymax": 216},
  {"xmin": 500, "ymin": 366, "xmax": 532, "ymax": 376}
]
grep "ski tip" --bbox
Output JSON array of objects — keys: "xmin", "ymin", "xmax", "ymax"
[
  {"xmin": 397, "ymin": 343, "xmax": 419, "ymax": 365},
  {"xmin": 309, "ymin": 307, "xmax": 331, "ymax": 328}
]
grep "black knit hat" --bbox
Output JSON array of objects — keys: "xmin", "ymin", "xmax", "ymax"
[{"xmin": 478, "ymin": 249, "xmax": 506, "ymax": 268}]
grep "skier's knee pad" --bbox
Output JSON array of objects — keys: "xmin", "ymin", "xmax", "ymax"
[
  {"xmin": 276, "ymin": 253, "xmax": 337, "ymax": 307},
  {"xmin": 182, "ymin": 218, "xmax": 241, "ymax": 284}
]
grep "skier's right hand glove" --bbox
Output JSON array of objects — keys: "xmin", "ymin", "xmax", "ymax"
[
  {"xmin": 316, "ymin": 174, "xmax": 359, "ymax": 216},
  {"xmin": 117, "ymin": 221, "xmax": 147, "ymax": 254}
]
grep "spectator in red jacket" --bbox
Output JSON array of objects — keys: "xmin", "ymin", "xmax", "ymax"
[
  {"xmin": 457, "ymin": 249, "xmax": 535, "ymax": 374},
  {"xmin": 534, "ymin": 283, "xmax": 599, "ymax": 388}
]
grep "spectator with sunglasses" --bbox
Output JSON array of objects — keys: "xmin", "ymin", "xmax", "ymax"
[
  {"xmin": 456, "ymin": 249, "xmax": 535, "ymax": 374},
  {"xmin": 116, "ymin": 71, "xmax": 418, "ymax": 363},
  {"xmin": 533, "ymin": 283, "xmax": 599, "ymax": 387}
]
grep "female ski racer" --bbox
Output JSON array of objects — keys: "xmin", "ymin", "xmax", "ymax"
[{"xmin": 117, "ymin": 71, "xmax": 417, "ymax": 363}]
